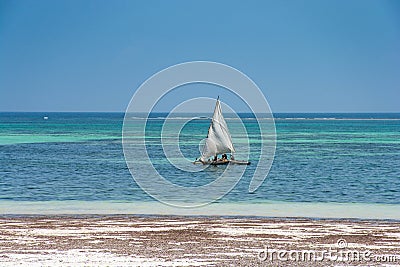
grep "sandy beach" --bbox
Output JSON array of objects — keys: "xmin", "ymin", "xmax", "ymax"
[{"xmin": 1, "ymin": 215, "xmax": 399, "ymax": 266}]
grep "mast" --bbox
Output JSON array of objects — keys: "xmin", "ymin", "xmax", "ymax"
[
  {"xmin": 207, "ymin": 96, "xmax": 219, "ymax": 138},
  {"xmin": 201, "ymin": 96, "xmax": 219, "ymax": 158}
]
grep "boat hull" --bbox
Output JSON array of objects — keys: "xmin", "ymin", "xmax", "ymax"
[
  {"xmin": 193, "ymin": 160, "xmax": 250, "ymax": 165},
  {"xmin": 229, "ymin": 160, "xmax": 251, "ymax": 165}
]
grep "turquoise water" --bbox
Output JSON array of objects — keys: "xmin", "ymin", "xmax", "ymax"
[{"xmin": 1, "ymin": 112, "xmax": 399, "ymax": 217}]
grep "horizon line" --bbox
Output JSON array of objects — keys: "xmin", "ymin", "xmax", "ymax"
[{"xmin": 1, "ymin": 111, "xmax": 399, "ymax": 114}]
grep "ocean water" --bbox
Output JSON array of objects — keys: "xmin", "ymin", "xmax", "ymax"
[{"xmin": 1, "ymin": 112, "xmax": 399, "ymax": 218}]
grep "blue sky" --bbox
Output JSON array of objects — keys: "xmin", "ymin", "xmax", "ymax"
[{"xmin": 0, "ymin": 0, "xmax": 399, "ymax": 112}]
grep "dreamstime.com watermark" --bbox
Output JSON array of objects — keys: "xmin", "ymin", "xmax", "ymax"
[{"xmin": 258, "ymin": 238, "xmax": 399, "ymax": 263}]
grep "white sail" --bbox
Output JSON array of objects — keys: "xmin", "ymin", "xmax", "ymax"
[{"xmin": 201, "ymin": 98, "xmax": 235, "ymax": 161}]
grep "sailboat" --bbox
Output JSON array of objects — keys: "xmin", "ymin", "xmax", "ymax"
[{"xmin": 194, "ymin": 97, "xmax": 250, "ymax": 166}]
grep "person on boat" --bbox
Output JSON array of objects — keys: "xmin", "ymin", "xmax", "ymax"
[
  {"xmin": 230, "ymin": 154, "xmax": 235, "ymax": 160},
  {"xmin": 213, "ymin": 155, "xmax": 218, "ymax": 162},
  {"xmin": 222, "ymin": 154, "xmax": 227, "ymax": 161}
]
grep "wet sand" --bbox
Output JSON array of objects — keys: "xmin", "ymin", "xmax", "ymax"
[{"xmin": 1, "ymin": 215, "xmax": 399, "ymax": 266}]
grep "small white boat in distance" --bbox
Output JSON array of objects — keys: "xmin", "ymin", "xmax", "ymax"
[{"xmin": 194, "ymin": 97, "xmax": 250, "ymax": 166}]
